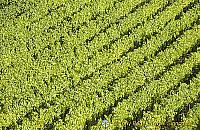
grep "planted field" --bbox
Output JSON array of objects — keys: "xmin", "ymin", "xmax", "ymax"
[{"xmin": 0, "ymin": 0, "xmax": 200, "ymax": 129}]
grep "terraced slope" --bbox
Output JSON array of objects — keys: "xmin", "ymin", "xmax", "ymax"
[{"xmin": 0, "ymin": 0, "xmax": 200, "ymax": 129}]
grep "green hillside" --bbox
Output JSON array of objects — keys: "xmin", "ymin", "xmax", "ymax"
[{"xmin": 0, "ymin": 0, "xmax": 200, "ymax": 129}]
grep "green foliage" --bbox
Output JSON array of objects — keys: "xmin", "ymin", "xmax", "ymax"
[{"xmin": 1, "ymin": 0, "xmax": 200, "ymax": 129}]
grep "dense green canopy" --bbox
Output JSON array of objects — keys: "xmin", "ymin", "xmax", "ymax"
[{"xmin": 0, "ymin": 0, "xmax": 200, "ymax": 129}]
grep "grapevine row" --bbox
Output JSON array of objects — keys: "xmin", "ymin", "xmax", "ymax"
[
  {"xmin": 176, "ymin": 103, "xmax": 200, "ymax": 129},
  {"xmin": 45, "ymin": 3, "xmax": 200, "ymax": 129},
  {"xmin": 60, "ymin": 10, "xmax": 200, "ymax": 129},
  {"xmin": 136, "ymin": 72, "xmax": 200, "ymax": 130},
  {"xmin": 89, "ymin": 24, "xmax": 200, "ymax": 129}
]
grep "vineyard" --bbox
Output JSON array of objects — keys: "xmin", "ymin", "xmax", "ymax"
[{"xmin": 0, "ymin": 0, "xmax": 200, "ymax": 129}]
